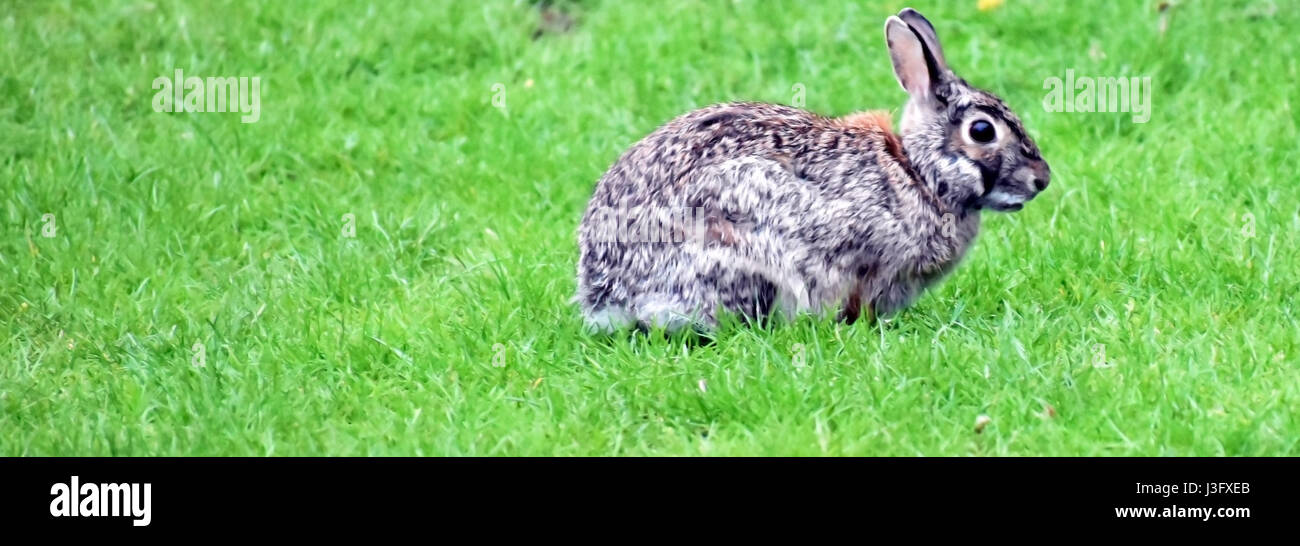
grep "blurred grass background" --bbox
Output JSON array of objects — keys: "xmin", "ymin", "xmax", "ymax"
[{"xmin": 1, "ymin": 0, "xmax": 1297, "ymax": 455}]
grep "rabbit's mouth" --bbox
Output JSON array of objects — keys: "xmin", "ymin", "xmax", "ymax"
[{"xmin": 979, "ymin": 190, "xmax": 1030, "ymax": 212}]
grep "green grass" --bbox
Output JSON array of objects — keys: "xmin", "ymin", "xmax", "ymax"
[{"xmin": 2, "ymin": 0, "xmax": 1297, "ymax": 456}]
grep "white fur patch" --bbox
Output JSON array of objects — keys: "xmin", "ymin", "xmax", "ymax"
[
  {"xmin": 584, "ymin": 306, "xmax": 634, "ymax": 333},
  {"xmin": 635, "ymin": 297, "xmax": 696, "ymax": 333},
  {"xmin": 983, "ymin": 190, "xmax": 1025, "ymax": 208}
]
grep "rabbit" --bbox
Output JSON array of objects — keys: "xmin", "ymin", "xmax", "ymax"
[{"xmin": 575, "ymin": 8, "xmax": 1050, "ymax": 333}]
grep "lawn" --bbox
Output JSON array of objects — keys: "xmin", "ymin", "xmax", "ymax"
[{"xmin": 2, "ymin": 0, "xmax": 1297, "ymax": 456}]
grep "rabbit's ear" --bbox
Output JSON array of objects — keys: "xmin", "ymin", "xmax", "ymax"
[
  {"xmin": 884, "ymin": 16, "xmax": 941, "ymax": 100},
  {"xmin": 897, "ymin": 8, "xmax": 948, "ymax": 74}
]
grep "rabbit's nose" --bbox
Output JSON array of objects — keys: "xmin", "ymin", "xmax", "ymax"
[{"xmin": 1028, "ymin": 161, "xmax": 1051, "ymax": 191}]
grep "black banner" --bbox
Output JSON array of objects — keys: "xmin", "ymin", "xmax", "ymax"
[{"xmin": 2, "ymin": 458, "xmax": 1291, "ymax": 533}]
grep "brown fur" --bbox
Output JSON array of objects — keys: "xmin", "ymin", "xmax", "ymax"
[
  {"xmin": 837, "ymin": 110, "xmax": 947, "ymax": 213},
  {"xmin": 837, "ymin": 111, "xmax": 906, "ymax": 164}
]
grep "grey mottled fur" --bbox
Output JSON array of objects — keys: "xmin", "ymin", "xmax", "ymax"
[{"xmin": 575, "ymin": 8, "xmax": 1051, "ymax": 332}]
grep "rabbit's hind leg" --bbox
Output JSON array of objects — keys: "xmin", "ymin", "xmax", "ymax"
[
  {"xmin": 635, "ymin": 266, "xmax": 779, "ymax": 332},
  {"xmin": 717, "ymin": 270, "xmax": 780, "ymax": 327},
  {"xmin": 582, "ymin": 305, "xmax": 636, "ymax": 333},
  {"xmin": 631, "ymin": 293, "xmax": 714, "ymax": 334}
]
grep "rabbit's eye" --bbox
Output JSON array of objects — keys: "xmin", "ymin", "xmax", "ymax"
[{"xmin": 969, "ymin": 120, "xmax": 996, "ymax": 143}]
